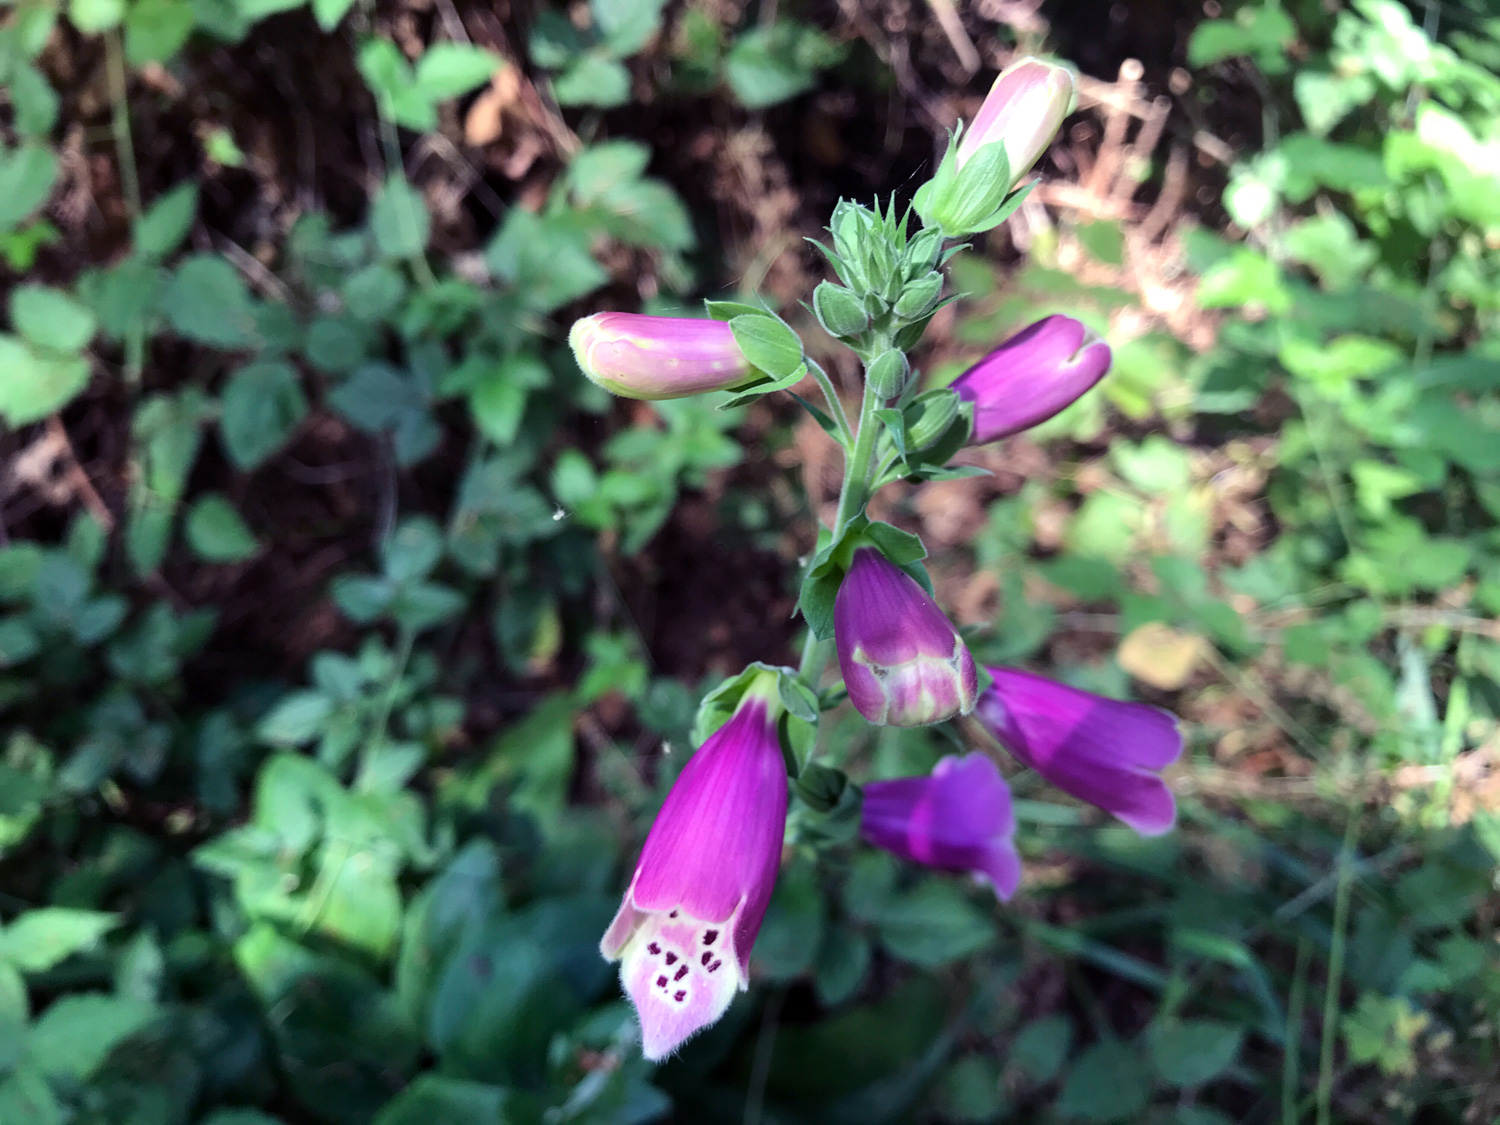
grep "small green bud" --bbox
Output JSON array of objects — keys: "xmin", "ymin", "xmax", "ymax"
[
  {"xmin": 893, "ymin": 272, "xmax": 943, "ymax": 319},
  {"xmin": 903, "ymin": 228, "xmax": 944, "ymax": 277},
  {"xmin": 812, "ymin": 281, "xmax": 870, "ymax": 339},
  {"xmin": 863, "ymin": 291, "xmax": 889, "ymax": 318},
  {"xmin": 865, "ymin": 348, "xmax": 912, "ymax": 399},
  {"xmin": 795, "ymin": 762, "xmax": 848, "ymax": 812}
]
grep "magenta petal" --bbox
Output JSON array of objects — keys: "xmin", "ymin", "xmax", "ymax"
[
  {"xmin": 861, "ymin": 753, "xmax": 1020, "ymax": 900},
  {"xmin": 976, "ymin": 667, "xmax": 1182, "ymax": 836},
  {"xmin": 601, "ymin": 691, "xmax": 789, "ymax": 1059},
  {"xmin": 570, "ymin": 312, "xmax": 755, "ymax": 400},
  {"xmin": 834, "ymin": 548, "xmax": 978, "ymax": 727},
  {"xmin": 949, "ymin": 315, "xmax": 1112, "ymax": 443}
]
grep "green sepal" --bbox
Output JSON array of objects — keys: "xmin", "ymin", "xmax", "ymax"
[
  {"xmin": 730, "ymin": 313, "xmax": 804, "ymax": 378},
  {"xmin": 704, "ymin": 298, "xmax": 766, "ymax": 321},
  {"xmin": 692, "ymin": 662, "xmax": 819, "ymax": 776},
  {"xmin": 716, "ymin": 360, "xmax": 809, "ymax": 409},
  {"xmin": 796, "ymin": 515, "xmax": 930, "ymax": 639},
  {"xmin": 794, "ymin": 762, "xmax": 848, "ymax": 813}
]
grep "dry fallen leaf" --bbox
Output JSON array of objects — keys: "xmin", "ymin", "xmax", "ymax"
[{"xmin": 1116, "ymin": 621, "xmax": 1209, "ymax": 690}]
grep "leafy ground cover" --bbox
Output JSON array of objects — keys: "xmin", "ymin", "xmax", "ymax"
[{"xmin": 0, "ymin": 0, "xmax": 1497, "ymax": 1122}]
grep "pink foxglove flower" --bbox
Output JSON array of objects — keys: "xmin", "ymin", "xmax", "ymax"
[
  {"xmin": 949, "ymin": 315, "xmax": 1112, "ymax": 444},
  {"xmin": 600, "ymin": 680, "xmax": 788, "ymax": 1060},
  {"xmin": 975, "ymin": 667, "xmax": 1181, "ymax": 836},
  {"xmin": 834, "ymin": 548, "xmax": 978, "ymax": 727},
  {"xmin": 570, "ymin": 312, "xmax": 756, "ymax": 400},
  {"xmin": 861, "ymin": 753, "xmax": 1021, "ymax": 900},
  {"xmin": 956, "ymin": 57, "xmax": 1075, "ymax": 181}
]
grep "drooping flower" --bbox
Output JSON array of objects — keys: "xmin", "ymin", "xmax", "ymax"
[
  {"xmin": 955, "ymin": 57, "xmax": 1076, "ymax": 181},
  {"xmin": 949, "ymin": 315, "xmax": 1111, "ymax": 443},
  {"xmin": 570, "ymin": 312, "xmax": 756, "ymax": 400},
  {"xmin": 860, "ymin": 753, "xmax": 1021, "ymax": 900},
  {"xmin": 973, "ymin": 667, "xmax": 1181, "ymax": 836},
  {"xmin": 834, "ymin": 547, "xmax": 978, "ymax": 727},
  {"xmin": 600, "ymin": 676, "xmax": 788, "ymax": 1060}
]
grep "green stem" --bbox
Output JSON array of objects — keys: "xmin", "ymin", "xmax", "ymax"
[
  {"xmin": 1315, "ymin": 815, "xmax": 1359, "ymax": 1125},
  {"xmin": 796, "ymin": 377, "xmax": 883, "ymax": 691}
]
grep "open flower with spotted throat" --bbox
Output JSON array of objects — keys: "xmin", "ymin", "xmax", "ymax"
[{"xmin": 600, "ymin": 673, "xmax": 789, "ymax": 1060}]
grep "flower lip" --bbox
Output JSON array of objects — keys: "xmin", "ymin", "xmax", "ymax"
[
  {"xmin": 975, "ymin": 666, "xmax": 1181, "ymax": 836},
  {"xmin": 834, "ymin": 547, "xmax": 978, "ymax": 727},
  {"xmin": 949, "ymin": 314, "xmax": 1111, "ymax": 444},
  {"xmin": 569, "ymin": 312, "xmax": 756, "ymax": 401},
  {"xmin": 860, "ymin": 752, "xmax": 1021, "ymax": 900}
]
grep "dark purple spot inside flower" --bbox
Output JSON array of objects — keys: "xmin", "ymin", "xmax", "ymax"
[
  {"xmin": 674, "ymin": 965, "xmax": 688, "ymax": 981},
  {"xmin": 647, "ymin": 942, "xmax": 660, "ymax": 955},
  {"xmin": 656, "ymin": 976, "xmax": 667, "ymax": 988},
  {"xmin": 701, "ymin": 952, "xmax": 713, "ymax": 965},
  {"xmin": 674, "ymin": 990, "xmax": 686, "ymax": 1002},
  {"xmin": 664, "ymin": 952, "xmax": 677, "ymax": 965},
  {"xmin": 703, "ymin": 930, "xmax": 717, "ymax": 945},
  {"xmin": 708, "ymin": 960, "xmax": 721, "ymax": 972},
  {"xmin": 669, "ymin": 910, "xmax": 679, "ymax": 919}
]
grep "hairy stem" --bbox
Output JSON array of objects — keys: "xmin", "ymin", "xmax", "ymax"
[
  {"xmin": 806, "ymin": 360, "xmax": 853, "ymax": 447},
  {"xmin": 796, "ymin": 375, "xmax": 883, "ymax": 691}
]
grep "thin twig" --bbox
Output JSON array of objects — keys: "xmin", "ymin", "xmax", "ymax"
[{"xmin": 46, "ymin": 416, "xmax": 114, "ymax": 530}]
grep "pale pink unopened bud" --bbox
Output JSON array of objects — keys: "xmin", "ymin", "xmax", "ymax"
[
  {"xmin": 570, "ymin": 312, "xmax": 757, "ymax": 400},
  {"xmin": 955, "ymin": 58, "xmax": 1075, "ymax": 181}
]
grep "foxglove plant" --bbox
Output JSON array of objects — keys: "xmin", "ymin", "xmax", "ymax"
[{"xmin": 575, "ymin": 55, "xmax": 1185, "ymax": 1059}]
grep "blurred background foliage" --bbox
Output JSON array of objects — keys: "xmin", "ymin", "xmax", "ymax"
[{"xmin": 0, "ymin": 0, "xmax": 1498, "ymax": 1121}]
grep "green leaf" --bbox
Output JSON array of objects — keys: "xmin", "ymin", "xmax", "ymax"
[
  {"xmin": 485, "ymin": 209, "xmax": 607, "ymax": 314},
  {"xmin": 219, "ymin": 359, "xmax": 307, "ymax": 470},
  {"xmin": 69, "ymin": 0, "xmax": 125, "ymax": 33},
  {"xmin": 11, "ymin": 284, "xmax": 97, "ymax": 353},
  {"xmin": 134, "ymin": 183, "xmax": 198, "ymax": 257},
  {"xmin": 0, "ymin": 1070, "xmax": 62, "ymax": 1125},
  {"xmin": 1147, "ymin": 1019, "xmax": 1244, "ymax": 1087},
  {"xmin": 310, "ymin": 0, "xmax": 356, "ymax": 30},
  {"xmin": 372, "ymin": 1075, "xmax": 517, "ymax": 1125},
  {"xmin": 725, "ymin": 23, "xmax": 844, "ymax": 108},
  {"xmin": 370, "ymin": 176, "xmax": 431, "ymax": 259},
  {"xmin": 0, "ymin": 909, "xmax": 118, "ymax": 972},
  {"xmin": 0, "ymin": 334, "xmax": 91, "ymax": 426},
  {"xmin": 551, "ymin": 54, "xmax": 631, "ymax": 108},
  {"xmin": 877, "ymin": 881, "xmax": 994, "ymax": 968},
  {"xmin": 1009, "ymin": 1014, "xmax": 1074, "ymax": 1084},
  {"xmin": 414, "ymin": 43, "xmax": 500, "ymax": 100},
  {"xmin": 10, "ymin": 64, "xmax": 58, "ymax": 138},
  {"xmin": 164, "ymin": 254, "xmax": 258, "ymax": 348},
  {"xmin": 124, "ymin": 0, "xmax": 195, "ymax": 64},
  {"xmin": 28, "ymin": 993, "xmax": 157, "ymax": 1080},
  {"xmin": 0, "ymin": 143, "xmax": 59, "ymax": 229},
  {"xmin": 752, "ymin": 861, "xmax": 824, "ymax": 982},
  {"xmin": 592, "ymin": 0, "xmax": 665, "ymax": 56},
  {"xmin": 729, "ymin": 313, "xmax": 803, "ymax": 378},
  {"xmin": 1055, "ymin": 1040, "xmax": 1152, "ymax": 1122},
  {"xmin": 257, "ymin": 691, "xmax": 334, "ymax": 745},
  {"xmin": 185, "ymin": 494, "xmax": 261, "ymax": 563},
  {"xmin": 202, "ymin": 1112, "xmax": 289, "ymax": 1125}
]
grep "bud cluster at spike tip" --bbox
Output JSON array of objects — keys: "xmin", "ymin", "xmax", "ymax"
[
  {"xmin": 834, "ymin": 547, "xmax": 978, "ymax": 727},
  {"xmin": 600, "ymin": 676, "xmax": 789, "ymax": 1060},
  {"xmin": 569, "ymin": 312, "xmax": 757, "ymax": 401},
  {"xmin": 956, "ymin": 58, "xmax": 1076, "ymax": 181},
  {"xmin": 949, "ymin": 314, "xmax": 1112, "ymax": 443},
  {"xmin": 973, "ymin": 666, "xmax": 1183, "ymax": 836},
  {"xmin": 860, "ymin": 753, "xmax": 1021, "ymax": 900}
]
